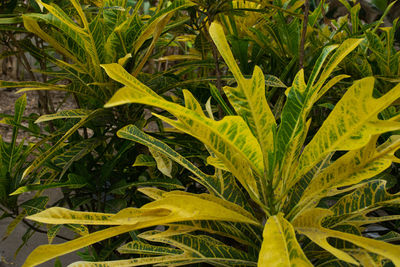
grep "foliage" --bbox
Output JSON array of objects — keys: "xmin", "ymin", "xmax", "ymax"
[
  {"xmin": 0, "ymin": 0, "xmax": 400, "ymax": 265},
  {"xmin": 20, "ymin": 20, "xmax": 400, "ymax": 266},
  {"xmin": 0, "ymin": 0, "xmax": 196, "ymax": 261}
]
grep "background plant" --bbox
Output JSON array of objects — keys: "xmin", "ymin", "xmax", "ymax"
[{"xmin": 0, "ymin": 0, "xmax": 197, "ymax": 261}]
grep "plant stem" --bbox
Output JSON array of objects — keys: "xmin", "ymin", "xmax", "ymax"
[
  {"xmin": 299, "ymin": 0, "xmax": 310, "ymax": 70},
  {"xmin": 22, "ymin": 218, "xmax": 71, "ymax": 241},
  {"xmin": 206, "ymin": 11, "xmax": 224, "ymax": 118}
]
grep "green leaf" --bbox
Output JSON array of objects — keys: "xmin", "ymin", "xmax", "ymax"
[
  {"xmin": 22, "ymin": 109, "xmax": 103, "ymax": 179},
  {"xmin": 51, "ymin": 139, "xmax": 102, "ymax": 178},
  {"xmin": 117, "ymin": 125, "xmax": 216, "ymax": 192},
  {"xmin": 209, "ymin": 83, "xmax": 235, "ymax": 116},
  {"xmin": 0, "ymin": 16, "xmax": 23, "ymax": 24},
  {"xmin": 47, "ymin": 225, "xmax": 62, "ymax": 244},
  {"xmin": 21, "ymin": 196, "xmax": 49, "ymax": 216},
  {"xmin": 11, "ymin": 174, "xmax": 87, "ymax": 195},
  {"xmin": 6, "ymin": 94, "xmax": 27, "ymax": 173},
  {"xmin": 132, "ymin": 154, "xmax": 156, "ymax": 167}
]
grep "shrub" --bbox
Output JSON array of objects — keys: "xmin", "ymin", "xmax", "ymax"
[{"xmin": 22, "ymin": 21, "xmax": 400, "ymax": 266}]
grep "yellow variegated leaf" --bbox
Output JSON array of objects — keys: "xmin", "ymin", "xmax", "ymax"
[
  {"xmin": 118, "ymin": 53, "xmax": 132, "ymax": 66},
  {"xmin": 35, "ymin": 109, "xmax": 93, "ymax": 123},
  {"xmin": 315, "ymin": 39, "xmax": 363, "ymax": 89},
  {"xmin": 296, "ymin": 135, "xmax": 400, "ymax": 213},
  {"xmin": 23, "ymin": 225, "xmax": 138, "ymax": 267},
  {"xmin": 132, "ymin": 0, "xmax": 195, "ymax": 54},
  {"xmin": 152, "ymin": 113, "xmax": 262, "ymax": 200},
  {"xmin": 348, "ymin": 250, "xmax": 384, "ymax": 267},
  {"xmin": 293, "ymin": 208, "xmax": 400, "ymax": 265},
  {"xmin": 149, "ymin": 147, "xmax": 173, "ymax": 177},
  {"xmin": 298, "ymin": 78, "xmax": 400, "ymax": 178},
  {"xmin": 68, "ymin": 256, "xmax": 182, "ymax": 267},
  {"xmin": 276, "ymin": 40, "xmax": 362, "ymax": 191},
  {"xmin": 157, "ymin": 54, "xmax": 202, "ymax": 61},
  {"xmin": 315, "ymin": 74, "xmax": 350, "ymax": 102},
  {"xmin": 116, "ymin": 125, "xmax": 254, "ymax": 212},
  {"xmin": 210, "ymin": 22, "xmax": 276, "ymax": 173},
  {"xmin": 132, "ymin": 14, "xmax": 172, "ymax": 76},
  {"xmin": 35, "ymin": 0, "xmax": 86, "ymax": 34},
  {"xmin": 137, "ymin": 187, "xmax": 165, "ymax": 200},
  {"xmin": 103, "ymin": 64, "xmax": 263, "ymax": 200},
  {"xmin": 22, "ymin": 109, "xmax": 102, "ymax": 179},
  {"xmin": 101, "ymin": 64, "xmax": 160, "ymax": 97},
  {"xmin": 27, "ymin": 192, "xmax": 259, "ymax": 227},
  {"xmin": 22, "ymin": 15, "xmax": 80, "ymax": 64},
  {"xmin": 117, "ymin": 240, "xmax": 182, "ymax": 255},
  {"xmin": 25, "ymin": 208, "xmax": 115, "ymax": 225},
  {"xmin": 182, "ymin": 89, "xmax": 206, "ymax": 116},
  {"xmin": 132, "ymin": 154, "xmax": 156, "ymax": 167},
  {"xmin": 138, "ymin": 229, "xmax": 257, "ymax": 266},
  {"xmin": 323, "ymin": 180, "xmax": 400, "ymax": 227},
  {"xmin": 258, "ymin": 213, "xmax": 312, "ymax": 266},
  {"xmin": 24, "ymin": 191, "xmax": 259, "ymax": 266},
  {"xmin": 206, "ymin": 156, "xmax": 228, "ymax": 171},
  {"xmin": 68, "ymin": 229, "xmax": 256, "ymax": 267}
]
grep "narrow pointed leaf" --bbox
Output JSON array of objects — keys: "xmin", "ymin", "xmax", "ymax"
[
  {"xmin": 103, "ymin": 64, "xmax": 263, "ymax": 198},
  {"xmin": 297, "ymin": 135, "xmax": 400, "ymax": 211},
  {"xmin": 298, "ymin": 78, "xmax": 400, "ymax": 178},
  {"xmin": 210, "ymin": 22, "xmax": 276, "ymax": 172},
  {"xmin": 258, "ymin": 213, "xmax": 312, "ymax": 266},
  {"xmin": 293, "ymin": 208, "xmax": 400, "ymax": 265},
  {"xmin": 35, "ymin": 109, "xmax": 93, "ymax": 123}
]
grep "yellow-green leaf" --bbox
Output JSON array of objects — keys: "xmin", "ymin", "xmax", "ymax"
[
  {"xmin": 298, "ymin": 78, "xmax": 400, "ymax": 179},
  {"xmin": 258, "ymin": 213, "xmax": 312, "ymax": 266},
  {"xmin": 22, "ymin": 15, "xmax": 79, "ymax": 64},
  {"xmin": 296, "ymin": 135, "xmax": 400, "ymax": 213},
  {"xmin": 103, "ymin": 63, "xmax": 263, "ymax": 199},
  {"xmin": 117, "ymin": 240, "xmax": 182, "ymax": 255},
  {"xmin": 149, "ymin": 147, "xmax": 173, "ymax": 178},
  {"xmin": 22, "ymin": 225, "xmax": 138, "ymax": 267},
  {"xmin": 210, "ymin": 22, "xmax": 276, "ymax": 174},
  {"xmin": 68, "ymin": 230, "xmax": 256, "ymax": 266},
  {"xmin": 293, "ymin": 208, "xmax": 400, "ymax": 265},
  {"xmin": 24, "ymin": 191, "xmax": 259, "ymax": 266},
  {"xmin": 35, "ymin": 109, "xmax": 93, "ymax": 123}
]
